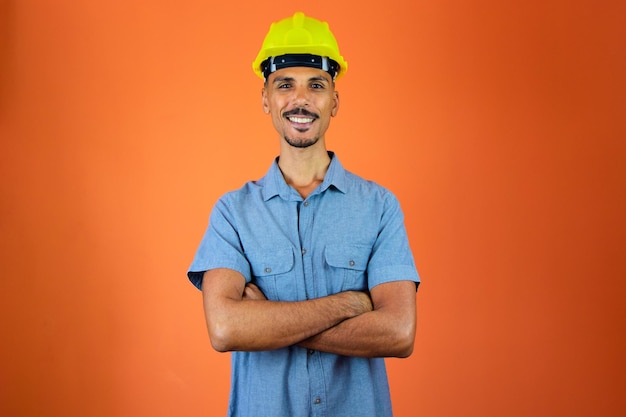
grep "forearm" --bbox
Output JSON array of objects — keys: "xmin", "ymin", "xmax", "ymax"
[
  {"xmin": 203, "ymin": 269, "xmax": 372, "ymax": 352},
  {"xmin": 298, "ymin": 309, "xmax": 415, "ymax": 358},
  {"xmin": 209, "ymin": 295, "xmax": 368, "ymax": 352},
  {"xmin": 299, "ymin": 281, "xmax": 417, "ymax": 358}
]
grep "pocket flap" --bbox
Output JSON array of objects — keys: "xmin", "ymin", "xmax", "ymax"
[
  {"xmin": 247, "ymin": 247, "xmax": 295, "ymax": 276},
  {"xmin": 324, "ymin": 245, "xmax": 370, "ymax": 271}
]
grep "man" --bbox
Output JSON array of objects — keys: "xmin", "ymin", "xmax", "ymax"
[{"xmin": 188, "ymin": 12, "xmax": 420, "ymax": 417}]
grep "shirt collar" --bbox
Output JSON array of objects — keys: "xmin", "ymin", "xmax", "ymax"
[{"xmin": 262, "ymin": 151, "xmax": 348, "ymax": 201}]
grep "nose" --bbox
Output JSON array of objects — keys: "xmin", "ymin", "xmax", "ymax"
[{"xmin": 292, "ymin": 85, "xmax": 309, "ymax": 106}]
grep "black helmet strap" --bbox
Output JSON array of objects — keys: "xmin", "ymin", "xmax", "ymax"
[{"xmin": 261, "ymin": 54, "xmax": 339, "ymax": 80}]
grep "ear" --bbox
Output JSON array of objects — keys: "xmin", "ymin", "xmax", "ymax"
[
  {"xmin": 261, "ymin": 87, "xmax": 270, "ymax": 114},
  {"xmin": 331, "ymin": 90, "xmax": 340, "ymax": 117}
]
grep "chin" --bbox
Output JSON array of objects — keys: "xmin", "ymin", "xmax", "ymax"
[{"xmin": 284, "ymin": 136, "xmax": 319, "ymax": 149}]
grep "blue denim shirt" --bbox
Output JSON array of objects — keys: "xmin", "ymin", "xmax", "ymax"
[{"xmin": 188, "ymin": 153, "xmax": 419, "ymax": 417}]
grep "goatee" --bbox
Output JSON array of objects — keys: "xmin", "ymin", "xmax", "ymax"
[{"xmin": 284, "ymin": 135, "xmax": 319, "ymax": 148}]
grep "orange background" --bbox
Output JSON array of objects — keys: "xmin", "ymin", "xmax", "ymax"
[{"xmin": 1, "ymin": 1, "xmax": 625, "ymax": 416}]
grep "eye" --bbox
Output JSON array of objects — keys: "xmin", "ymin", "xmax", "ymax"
[
  {"xmin": 277, "ymin": 83, "xmax": 292, "ymax": 89},
  {"xmin": 310, "ymin": 83, "xmax": 325, "ymax": 89}
]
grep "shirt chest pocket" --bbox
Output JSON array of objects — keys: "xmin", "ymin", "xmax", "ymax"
[
  {"xmin": 247, "ymin": 247, "xmax": 297, "ymax": 302},
  {"xmin": 324, "ymin": 244, "xmax": 370, "ymax": 293}
]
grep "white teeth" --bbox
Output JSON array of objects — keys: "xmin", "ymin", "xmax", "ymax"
[{"xmin": 288, "ymin": 116, "xmax": 314, "ymax": 123}]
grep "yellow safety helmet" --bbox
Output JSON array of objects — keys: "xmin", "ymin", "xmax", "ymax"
[{"xmin": 252, "ymin": 12, "xmax": 348, "ymax": 81}]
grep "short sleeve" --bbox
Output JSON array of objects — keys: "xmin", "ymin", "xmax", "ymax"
[
  {"xmin": 366, "ymin": 192, "xmax": 420, "ymax": 291},
  {"xmin": 187, "ymin": 197, "xmax": 252, "ymax": 290}
]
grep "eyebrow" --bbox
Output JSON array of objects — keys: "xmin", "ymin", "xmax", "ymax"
[{"xmin": 272, "ymin": 75, "xmax": 330, "ymax": 84}]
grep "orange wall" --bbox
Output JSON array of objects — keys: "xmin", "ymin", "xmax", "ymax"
[{"xmin": 1, "ymin": 1, "xmax": 624, "ymax": 416}]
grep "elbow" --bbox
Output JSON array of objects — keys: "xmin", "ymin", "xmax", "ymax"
[
  {"xmin": 391, "ymin": 322, "xmax": 416, "ymax": 358},
  {"xmin": 207, "ymin": 321, "xmax": 236, "ymax": 353},
  {"xmin": 204, "ymin": 299, "xmax": 243, "ymax": 352},
  {"xmin": 394, "ymin": 333, "xmax": 415, "ymax": 358},
  {"xmin": 210, "ymin": 337, "xmax": 230, "ymax": 353},
  {"xmin": 396, "ymin": 339, "xmax": 414, "ymax": 358}
]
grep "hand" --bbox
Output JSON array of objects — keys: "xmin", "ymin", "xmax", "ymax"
[
  {"xmin": 341, "ymin": 290, "xmax": 373, "ymax": 316},
  {"xmin": 353, "ymin": 291, "xmax": 373, "ymax": 315},
  {"xmin": 242, "ymin": 282, "xmax": 267, "ymax": 301}
]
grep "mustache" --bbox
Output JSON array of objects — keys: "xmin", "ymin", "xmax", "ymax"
[{"xmin": 283, "ymin": 108, "xmax": 319, "ymax": 119}]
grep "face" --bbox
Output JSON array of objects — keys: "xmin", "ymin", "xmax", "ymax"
[{"xmin": 262, "ymin": 66, "xmax": 339, "ymax": 149}]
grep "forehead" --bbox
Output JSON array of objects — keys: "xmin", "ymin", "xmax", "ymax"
[{"xmin": 267, "ymin": 66, "xmax": 333, "ymax": 84}]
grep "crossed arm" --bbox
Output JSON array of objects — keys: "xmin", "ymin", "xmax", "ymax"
[{"xmin": 201, "ymin": 268, "xmax": 417, "ymax": 358}]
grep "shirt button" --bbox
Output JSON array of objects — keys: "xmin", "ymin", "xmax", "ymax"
[
  {"xmin": 301, "ymin": 249, "xmax": 307, "ymax": 255},
  {"xmin": 264, "ymin": 267, "xmax": 272, "ymax": 273},
  {"xmin": 349, "ymin": 260, "xmax": 355, "ymax": 267},
  {"xmin": 308, "ymin": 349, "xmax": 315, "ymax": 355},
  {"xmin": 314, "ymin": 397, "xmax": 321, "ymax": 404},
  {"xmin": 303, "ymin": 201, "xmax": 309, "ymax": 207}
]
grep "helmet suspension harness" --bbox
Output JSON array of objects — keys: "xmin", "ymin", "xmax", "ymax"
[{"xmin": 252, "ymin": 12, "xmax": 348, "ymax": 81}]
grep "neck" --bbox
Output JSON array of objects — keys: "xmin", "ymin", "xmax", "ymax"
[{"xmin": 277, "ymin": 147, "xmax": 331, "ymax": 198}]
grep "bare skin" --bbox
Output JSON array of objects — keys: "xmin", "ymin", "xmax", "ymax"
[
  {"xmin": 243, "ymin": 280, "xmax": 417, "ymax": 358},
  {"xmin": 261, "ymin": 66, "xmax": 337, "ymax": 198},
  {"xmin": 202, "ymin": 66, "xmax": 417, "ymax": 357},
  {"xmin": 203, "ymin": 269, "xmax": 373, "ymax": 352}
]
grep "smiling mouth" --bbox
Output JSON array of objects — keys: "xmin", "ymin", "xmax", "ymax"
[
  {"xmin": 287, "ymin": 116, "xmax": 315, "ymax": 123},
  {"xmin": 284, "ymin": 108, "xmax": 318, "ymax": 125}
]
